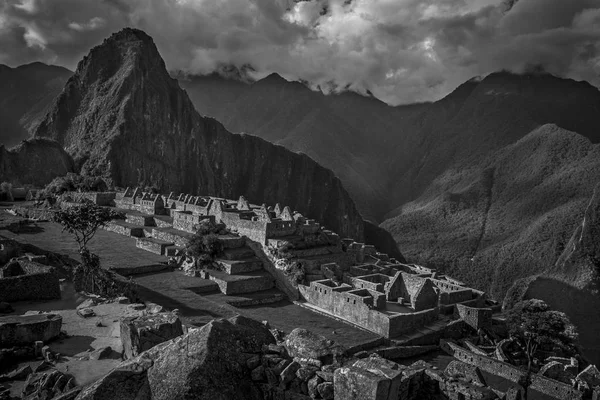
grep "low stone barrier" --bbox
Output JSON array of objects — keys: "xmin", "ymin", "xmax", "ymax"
[{"xmin": 0, "ymin": 314, "xmax": 62, "ymax": 346}]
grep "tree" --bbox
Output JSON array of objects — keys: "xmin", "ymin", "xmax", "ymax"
[
  {"xmin": 53, "ymin": 201, "xmax": 121, "ymax": 252},
  {"xmin": 53, "ymin": 201, "xmax": 123, "ymax": 295},
  {"xmin": 506, "ymin": 299, "xmax": 578, "ymax": 371}
]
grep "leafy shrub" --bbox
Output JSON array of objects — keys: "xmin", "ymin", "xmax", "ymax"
[
  {"xmin": 284, "ymin": 261, "xmax": 306, "ymax": 285},
  {"xmin": 186, "ymin": 233, "xmax": 224, "ymax": 260},
  {"xmin": 44, "ymin": 173, "xmax": 108, "ymax": 196}
]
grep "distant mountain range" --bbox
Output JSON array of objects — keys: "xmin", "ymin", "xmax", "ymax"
[
  {"xmin": 0, "ymin": 63, "xmax": 71, "ymax": 148},
  {"xmin": 2, "ymin": 28, "xmax": 600, "ymax": 363}
]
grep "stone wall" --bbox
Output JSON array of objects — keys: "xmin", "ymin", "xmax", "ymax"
[
  {"xmin": 152, "ymin": 229, "xmax": 189, "ymax": 247},
  {"xmin": 0, "ymin": 265, "xmax": 60, "ymax": 302},
  {"xmin": 446, "ymin": 341, "xmax": 527, "ymax": 386},
  {"xmin": 0, "ymin": 314, "xmax": 62, "ymax": 346},
  {"xmin": 63, "ymin": 191, "xmax": 116, "ymax": 206},
  {"xmin": 300, "ymin": 280, "xmax": 438, "ymax": 338},
  {"xmin": 529, "ymin": 374, "xmax": 583, "ymax": 400},
  {"xmin": 386, "ymin": 308, "xmax": 439, "ymax": 337},
  {"xmin": 455, "ymin": 304, "xmax": 493, "ymax": 330}
]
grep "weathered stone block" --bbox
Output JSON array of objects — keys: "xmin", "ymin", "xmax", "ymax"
[
  {"xmin": 317, "ymin": 381, "xmax": 334, "ymax": 399},
  {"xmin": 334, "ymin": 366, "xmax": 391, "ymax": 400},
  {"xmin": 120, "ymin": 312, "xmax": 183, "ymax": 359},
  {"xmin": 0, "ymin": 314, "xmax": 62, "ymax": 347},
  {"xmin": 285, "ymin": 328, "xmax": 346, "ymax": 364}
]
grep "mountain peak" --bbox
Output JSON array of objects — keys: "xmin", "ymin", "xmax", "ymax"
[
  {"xmin": 260, "ymin": 73, "xmax": 288, "ymax": 84},
  {"xmin": 104, "ymin": 27, "xmax": 154, "ymax": 45}
]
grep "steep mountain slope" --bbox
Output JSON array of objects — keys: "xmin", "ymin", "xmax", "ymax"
[
  {"xmin": 385, "ymin": 72, "xmax": 600, "ymax": 218},
  {"xmin": 382, "ymin": 124, "xmax": 600, "ymax": 301},
  {"xmin": 34, "ymin": 28, "xmax": 365, "ymax": 241},
  {"xmin": 180, "ymin": 73, "xmax": 420, "ymax": 222},
  {"xmin": 0, "ymin": 63, "xmax": 72, "ymax": 147},
  {"xmin": 0, "ymin": 138, "xmax": 75, "ymax": 186}
]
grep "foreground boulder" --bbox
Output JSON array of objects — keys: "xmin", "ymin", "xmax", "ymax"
[
  {"xmin": 78, "ymin": 315, "xmax": 275, "ymax": 400},
  {"xmin": 120, "ymin": 312, "xmax": 183, "ymax": 359},
  {"xmin": 284, "ymin": 328, "xmax": 346, "ymax": 365},
  {"xmin": 0, "ymin": 314, "xmax": 62, "ymax": 347}
]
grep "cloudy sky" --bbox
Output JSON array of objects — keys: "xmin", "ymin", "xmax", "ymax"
[{"xmin": 0, "ymin": 0, "xmax": 599, "ymax": 104}]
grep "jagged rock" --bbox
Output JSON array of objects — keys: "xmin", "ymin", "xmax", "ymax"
[
  {"xmin": 0, "ymin": 365, "xmax": 32, "ymax": 381},
  {"xmin": 263, "ymin": 343, "xmax": 287, "ymax": 356},
  {"xmin": 576, "ymin": 365, "xmax": 600, "ymax": 388},
  {"xmin": 251, "ymin": 365, "xmax": 265, "ymax": 381},
  {"xmin": 308, "ymin": 375, "xmax": 323, "ymax": 398},
  {"xmin": 445, "ymin": 360, "xmax": 486, "ymax": 386},
  {"xmin": 285, "ymin": 329, "xmax": 346, "ymax": 364},
  {"xmin": 120, "ymin": 312, "xmax": 183, "ymax": 359},
  {"xmin": 273, "ymin": 359, "xmax": 292, "ymax": 375},
  {"xmin": 75, "ymin": 357, "xmax": 153, "ymax": 400},
  {"xmin": 22, "ymin": 369, "xmax": 70, "ymax": 399},
  {"xmin": 295, "ymin": 357, "xmax": 322, "ymax": 368},
  {"xmin": 263, "ymin": 354, "xmax": 284, "ymax": 367},
  {"xmin": 79, "ymin": 315, "xmax": 272, "ymax": 400},
  {"xmin": 317, "ymin": 381, "xmax": 334, "ymax": 399},
  {"xmin": 296, "ymin": 366, "xmax": 319, "ymax": 382},
  {"xmin": 89, "ymin": 346, "xmax": 112, "ymax": 361},
  {"xmin": 54, "ymin": 387, "xmax": 82, "ymax": 400},
  {"xmin": 246, "ymin": 354, "xmax": 261, "ymax": 370},
  {"xmin": 265, "ymin": 368, "xmax": 279, "ymax": 386},
  {"xmin": 146, "ymin": 303, "xmax": 164, "ymax": 314},
  {"xmin": 281, "ymin": 361, "xmax": 301, "ymax": 384},
  {"xmin": 116, "ymin": 297, "xmax": 130, "ymax": 304},
  {"xmin": 315, "ymin": 370, "xmax": 334, "ymax": 382},
  {"xmin": 32, "ymin": 361, "xmax": 52, "ymax": 373},
  {"xmin": 76, "ymin": 299, "xmax": 97, "ymax": 310}
]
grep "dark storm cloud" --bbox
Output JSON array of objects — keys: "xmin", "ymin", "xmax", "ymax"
[{"xmin": 0, "ymin": 0, "xmax": 598, "ymax": 104}]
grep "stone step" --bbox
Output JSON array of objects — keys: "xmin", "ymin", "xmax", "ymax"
[
  {"xmin": 136, "ymin": 237, "xmax": 174, "ymax": 255},
  {"xmin": 215, "ymin": 258, "xmax": 263, "ymax": 275},
  {"xmin": 221, "ymin": 246, "xmax": 256, "ymax": 260},
  {"xmin": 225, "ymin": 290, "xmax": 286, "ymax": 307},
  {"xmin": 217, "ymin": 235, "xmax": 246, "ymax": 249},
  {"xmin": 207, "ymin": 270, "xmax": 274, "ymax": 295}
]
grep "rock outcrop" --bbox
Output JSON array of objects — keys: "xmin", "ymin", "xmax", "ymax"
[
  {"xmin": 120, "ymin": 312, "xmax": 183, "ymax": 359},
  {"xmin": 78, "ymin": 315, "xmax": 275, "ymax": 400},
  {"xmin": 0, "ymin": 139, "xmax": 75, "ymax": 186},
  {"xmin": 34, "ymin": 28, "xmax": 364, "ymax": 240}
]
